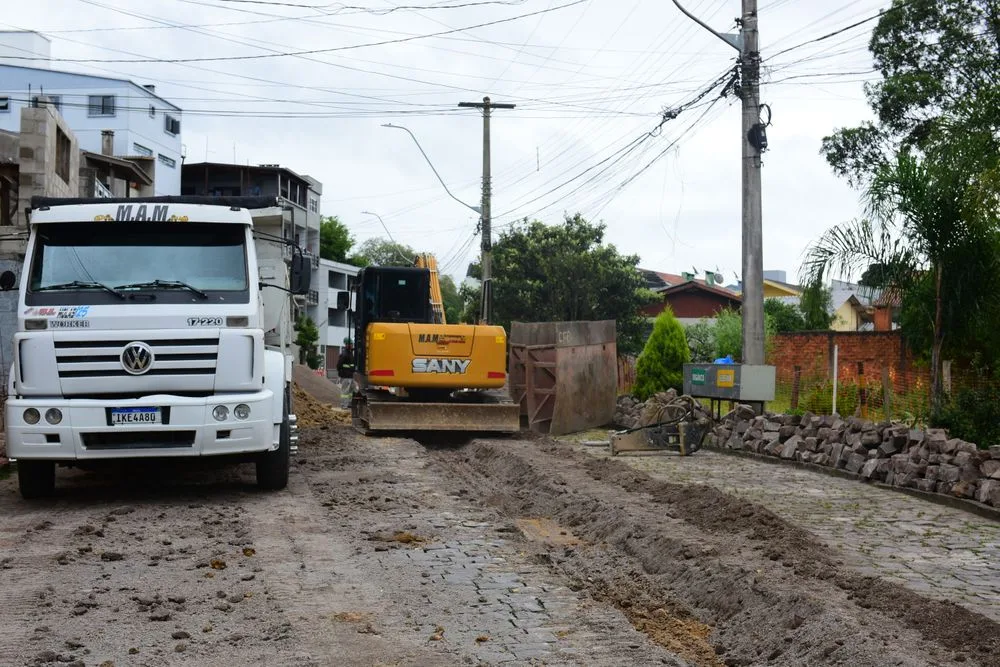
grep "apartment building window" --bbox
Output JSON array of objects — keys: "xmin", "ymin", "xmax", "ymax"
[
  {"xmin": 309, "ymin": 197, "xmax": 318, "ymax": 213},
  {"xmin": 132, "ymin": 143, "xmax": 153, "ymax": 157},
  {"xmin": 0, "ymin": 97, "xmax": 9, "ymax": 113},
  {"xmin": 164, "ymin": 114, "xmax": 181, "ymax": 135},
  {"xmin": 88, "ymin": 95, "xmax": 116, "ymax": 117},
  {"xmin": 31, "ymin": 95, "xmax": 61, "ymax": 110},
  {"xmin": 55, "ymin": 127, "xmax": 71, "ymax": 184},
  {"xmin": 158, "ymin": 153, "xmax": 176, "ymax": 168}
]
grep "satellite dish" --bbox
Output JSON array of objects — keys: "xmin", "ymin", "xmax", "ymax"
[{"xmin": 714, "ymin": 272, "xmax": 723, "ymax": 284}]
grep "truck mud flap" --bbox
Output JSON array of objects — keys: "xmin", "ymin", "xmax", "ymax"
[{"xmin": 354, "ymin": 400, "xmax": 521, "ymax": 434}]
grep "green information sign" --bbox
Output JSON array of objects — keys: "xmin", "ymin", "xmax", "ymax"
[{"xmin": 691, "ymin": 369, "xmax": 706, "ymax": 385}]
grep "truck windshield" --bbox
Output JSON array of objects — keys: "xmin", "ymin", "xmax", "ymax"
[{"xmin": 27, "ymin": 222, "xmax": 249, "ymax": 304}]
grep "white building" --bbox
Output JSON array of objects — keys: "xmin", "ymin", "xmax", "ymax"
[
  {"xmin": 319, "ymin": 258, "xmax": 361, "ymax": 376},
  {"xmin": 0, "ymin": 32, "xmax": 183, "ymax": 195}
]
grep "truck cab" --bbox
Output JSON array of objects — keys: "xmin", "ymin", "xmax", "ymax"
[{"xmin": 4, "ymin": 195, "xmax": 310, "ymax": 498}]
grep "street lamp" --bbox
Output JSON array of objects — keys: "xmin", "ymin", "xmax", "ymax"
[
  {"xmin": 381, "ymin": 123, "xmax": 481, "ymax": 215},
  {"xmin": 360, "ymin": 210, "xmax": 414, "ymax": 265}
]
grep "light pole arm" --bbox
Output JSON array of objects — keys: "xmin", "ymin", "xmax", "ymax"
[
  {"xmin": 670, "ymin": 0, "xmax": 742, "ymax": 51},
  {"xmin": 382, "ymin": 123, "xmax": 482, "ymax": 215}
]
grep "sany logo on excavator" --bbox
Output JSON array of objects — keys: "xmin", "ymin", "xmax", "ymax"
[{"xmin": 412, "ymin": 358, "xmax": 471, "ymax": 374}]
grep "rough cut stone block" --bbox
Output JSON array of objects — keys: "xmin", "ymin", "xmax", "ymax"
[
  {"xmin": 909, "ymin": 429, "xmax": 926, "ymax": 448},
  {"xmin": 765, "ymin": 440, "xmax": 783, "ymax": 457},
  {"xmin": 846, "ymin": 432, "xmax": 863, "ymax": 447},
  {"xmin": 877, "ymin": 439, "xmax": 902, "ymax": 457},
  {"xmin": 990, "ymin": 445, "xmax": 1000, "ymax": 460},
  {"xmin": 937, "ymin": 481, "xmax": 954, "ymax": 495},
  {"xmin": 804, "ymin": 437, "xmax": 820, "ymax": 453},
  {"xmin": 960, "ymin": 464, "xmax": 981, "ymax": 483},
  {"xmin": 781, "ymin": 436, "xmax": 802, "ymax": 460},
  {"xmin": 938, "ymin": 464, "xmax": 961, "ymax": 483},
  {"xmin": 952, "ymin": 480, "xmax": 977, "ymax": 499},
  {"xmin": 915, "ymin": 479, "xmax": 937, "ymax": 492},
  {"xmin": 862, "ymin": 431, "xmax": 881, "ymax": 448},
  {"xmin": 764, "ymin": 421, "xmax": 781, "ymax": 432},
  {"xmin": 813, "ymin": 454, "xmax": 831, "ymax": 467},
  {"xmin": 977, "ymin": 479, "xmax": 1000, "ymax": 506},
  {"xmin": 904, "ymin": 461, "xmax": 928, "ymax": 477},
  {"xmin": 846, "ymin": 453, "xmax": 866, "ymax": 474},
  {"xmin": 942, "ymin": 438, "xmax": 960, "ymax": 455},
  {"xmin": 925, "ymin": 465, "xmax": 940, "ymax": 483},
  {"xmin": 885, "ymin": 470, "xmax": 895, "ymax": 485},
  {"xmin": 860, "ymin": 459, "xmax": 880, "ymax": 480},
  {"xmin": 982, "ymin": 460, "xmax": 1000, "ymax": 479},
  {"xmin": 956, "ymin": 440, "xmax": 978, "ymax": 455},
  {"xmin": 891, "ymin": 454, "xmax": 910, "ymax": 474},
  {"xmin": 955, "ymin": 451, "xmax": 973, "ymax": 467}
]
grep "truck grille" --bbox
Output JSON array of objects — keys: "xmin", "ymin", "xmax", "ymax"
[
  {"xmin": 82, "ymin": 430, "xmax": 196, "ymax": 450},
  {"xmin": 55, "ymin": 336, "xmax": 220, "ymax": 396}
]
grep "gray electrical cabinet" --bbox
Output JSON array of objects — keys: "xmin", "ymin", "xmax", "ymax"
[{"xmin": 682, "ymin": 363, "xmax": 776, "ymax": 402}]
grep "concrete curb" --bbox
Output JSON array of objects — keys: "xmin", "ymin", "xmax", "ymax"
[{"xmin": 704, "ymin": 445, "xmax": 1000, "ymax": 523}]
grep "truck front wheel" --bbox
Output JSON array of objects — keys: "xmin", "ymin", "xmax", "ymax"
[
  {"xmin": 18, "ymin": 460, "xmax": 55, "ymax": 500},
  {"xmin": 256, "ymin": 386, "xmax": 290, "ymax": 490}
]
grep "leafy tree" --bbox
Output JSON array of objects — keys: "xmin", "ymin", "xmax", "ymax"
[
  {"xmin": 798, "ymin": 281, "xmax": 835, "ymax": 330},
  {"xmin": 704, "ymin": 308, "xmax": 776, "ymax": 361},
  {"xmin": 811, "ymin": 0, "xmax": 1000, "ymax": 408},
  {"xmin": 439, "ymin": 274, "xmax": 463, "ymax": 324},
  {"xmin": 491, "ymin": 214, "xmax": 658, "ymax": 354},
  {"xmin": 350, "ymin": 238, "xmax": 416, "ymax": 267},
  {"xmin": 764, "ymin": 298, "xmax": 805, "ymax": 333},
  {"xmin": 294, "ymin": 315, "xmax": 320, "ymax": 367},
  {"xmin": 802, "ymin": 136, "xmax": 1000, "ymax": 409},
  {"xmin": 633, "ymin": 308, "xmax": 690, "ymax": 400},
  {"xmin": 319, "ymin": 216, "xmax": 354, "ymax": 263},
  {"xmin": 684, "ymin": 320, "xmax": 715, "ymax": 363},
  {"xmin": 821, "ymin": 0, "xmax": 1000, "ymax": 187}
]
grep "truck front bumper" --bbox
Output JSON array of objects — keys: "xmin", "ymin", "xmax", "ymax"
[{"xmin": 6, "ymin": 391, "xmax": 278, "ymax": 460}]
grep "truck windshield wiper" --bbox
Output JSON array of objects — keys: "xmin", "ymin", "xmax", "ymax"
[
  {"xmin": 36, "ymin": 280, "xmax": 125, "ymax": 299},
  {"xmin": 114, "ymin": 279, "xmax": 209, "ymax": 299}
]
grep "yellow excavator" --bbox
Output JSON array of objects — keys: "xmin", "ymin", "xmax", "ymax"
[{"xmin": 342, "ymin": 254, "xmax": 521, "ymax": 435}]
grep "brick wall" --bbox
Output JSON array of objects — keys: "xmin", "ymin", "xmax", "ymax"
[{"xmin": 769, "ymin": 331, "xmax": 921, "ymax": 385}]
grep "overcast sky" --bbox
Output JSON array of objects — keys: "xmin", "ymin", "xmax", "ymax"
[{"xmin": 2, "ymin": 0, "xmax": 887, "ymax": 284}]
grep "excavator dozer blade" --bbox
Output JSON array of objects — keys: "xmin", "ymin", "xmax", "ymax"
[{"xmin": 354, "ymin": 400, "xmax": 521, "ymax": 434}]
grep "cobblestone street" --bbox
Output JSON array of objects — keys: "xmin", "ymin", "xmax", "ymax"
[{"xmin": 574, "ymin": 443, "xmax": 1000, "ymax": 623}]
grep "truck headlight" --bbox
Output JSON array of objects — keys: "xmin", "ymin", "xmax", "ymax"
[
  {"xmin": 23, "ymin": 408, "xmax": 39, "ymax": 425},
  {"xmin": 234, "ymin": 404, "xmax": 251, "ymax": 420},
  {"xmin": 212, "ymin": 405, "xmax": 229, "ymax": 421},
  {"xmin": 45, "ymin": 408, "xmax": 62, "ymax": 425}
]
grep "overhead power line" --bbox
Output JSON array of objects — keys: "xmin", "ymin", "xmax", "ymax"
[
  {"xmin": 765, "ymin": 0, "xmax": 920, "ymax": 61},
  {"xmin": 3, "ymin": 0, "xmax": 588, "ymax": 64},
  {"xmin": 206, "ymin": 0, "xmax": 531, "ymax": 11}
]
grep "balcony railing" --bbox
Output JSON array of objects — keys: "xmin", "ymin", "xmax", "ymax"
[{"xmin": 93, "ymin": 180, "xmax": 113, "ymax": 198}]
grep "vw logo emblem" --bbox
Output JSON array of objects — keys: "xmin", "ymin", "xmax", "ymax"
[{"xmin": 121, "ymin": 342, "xmax": 154, "ymax": 375}]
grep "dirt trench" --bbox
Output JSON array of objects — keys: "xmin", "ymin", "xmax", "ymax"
[{"xmin": 427, "ymin": 436, "xmax": 1000, "ymax": 667}]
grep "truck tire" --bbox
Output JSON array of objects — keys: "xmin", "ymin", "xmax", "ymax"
[
  {"xmin": 18, "ymin": 460, "xmax": 55, "ymax": 500},
  {"xmin": 256, "ymin": 386, "xmax": 290, "ymax": 490}
]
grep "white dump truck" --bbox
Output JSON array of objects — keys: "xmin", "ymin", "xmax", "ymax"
[{"xmin": 2, "ymin": 195, "xmax": 312, "ymax": 499}]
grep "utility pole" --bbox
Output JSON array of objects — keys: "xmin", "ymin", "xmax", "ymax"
[
  {"xmin": 671, "ymin": 0, "xmax": 765, "ymax": 364},
  {"xmin": 458, "ymin": 96, "xmax": 515, "ymax": 325}
]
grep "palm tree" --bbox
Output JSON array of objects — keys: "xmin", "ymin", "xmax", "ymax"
[{"xmin": 800, "ymin": 135, "xmax": 1000, "ymax": 411}]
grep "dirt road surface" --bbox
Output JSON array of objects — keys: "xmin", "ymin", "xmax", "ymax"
[{"xmin": 2, "ymin": 418, "xmax": 999, "ymax": 664}]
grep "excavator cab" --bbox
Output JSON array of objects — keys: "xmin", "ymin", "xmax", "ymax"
[{"xmin": 346, "ymin": 261, "xmax": 520, "ymax": 435}]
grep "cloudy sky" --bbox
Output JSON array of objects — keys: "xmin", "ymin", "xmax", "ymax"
[{"xmin": 3, "ymin": 0, "xmax": 887, "ymax": 283}]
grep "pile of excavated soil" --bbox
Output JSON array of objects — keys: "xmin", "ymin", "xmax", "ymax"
[
  {"xmin": 430, "ymin": 438, "xmax": 1000, "ymax": 666},
  {"xmin": 292, "ymin": 383, "xmax": 349, "ymax": 427}
]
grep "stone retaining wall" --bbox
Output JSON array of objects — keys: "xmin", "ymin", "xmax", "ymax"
[
  {"xmin": 709, "ymin": 413, "xmax": 1000, "ymax": 507},
  {"xmin": 613, "ymin": 396, "xmax": 1000, "ymax": 509}
]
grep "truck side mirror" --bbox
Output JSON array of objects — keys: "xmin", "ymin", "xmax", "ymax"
[
  {"xmin": 0, "ymin": 270, "xmax": 15, "ymax": 291},
  {"xmin": 289, "ymin": 253, "xmax": 311, "ymax": 295},
  {"xmin": 336, "ymin": 291, "xmax": 349, "ymax": 310}
]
